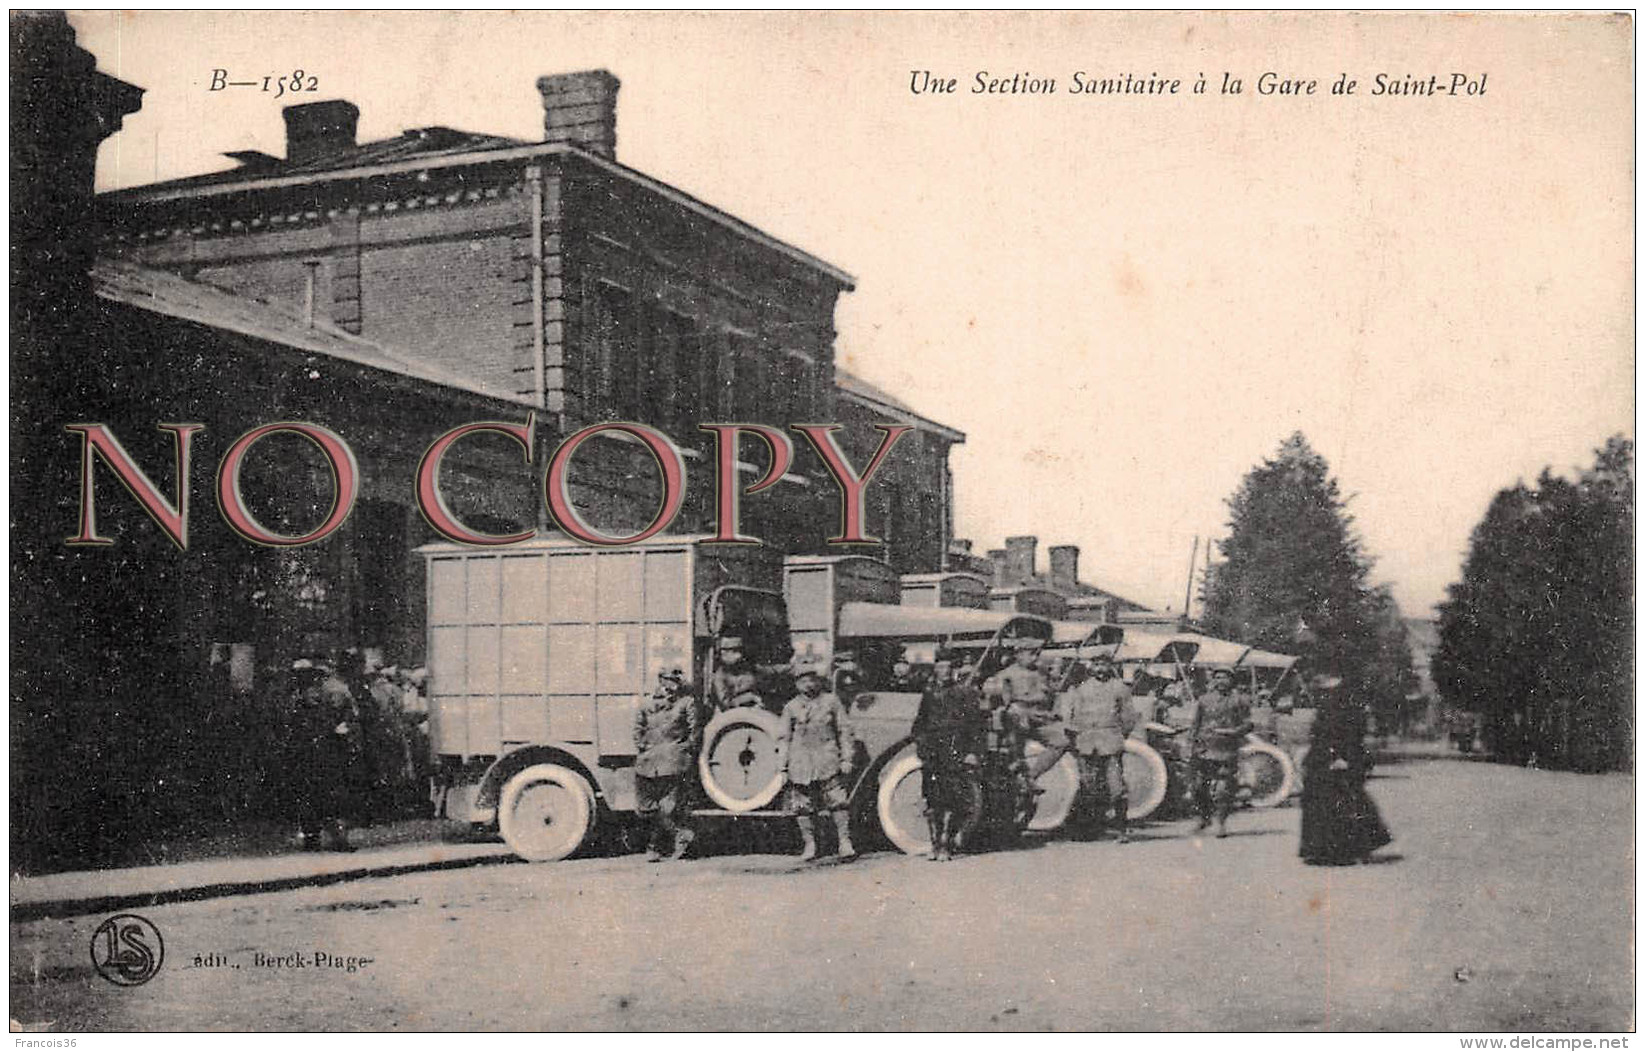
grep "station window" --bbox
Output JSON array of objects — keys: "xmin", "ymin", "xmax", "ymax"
[
  {"xmin": 658, "ymin": 310, "xmax": 705, "ymax": 434},
  {"xmin": 730, "ymin": 334, "xmax": 767, "ymax": 423},
  {"xmin": 592, "ymin": 281, "xmax": 640, "ymax": 420},
  {"xmin": 779, "ymin": 354, "xmax": 813, "ymax": 421}
]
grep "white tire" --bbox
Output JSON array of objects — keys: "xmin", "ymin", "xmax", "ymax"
[
  {"xmin": 1026, "ymin": 745, "xmax": 1080, "ymax": 832},
  {"xmin": 1122, "ymin": 738, "xmax": 1170, "ymax": 821},
  {"xmin": 876, "ymin": 753, "xmax": 931, "ymax": 855},
  {"xmin": 699, "ymin": 707, "xmax": 786, "ymax": 812},
  {"xmin": 496, "ymin": 763, "xmax": 595, "ymax": 862},
  {"xmin": 1239, "ymin": 739, "xmax": 1297, "ymax": 808},
  {"xmin": 876, "ymin": 751, "xmax": 983, "ymax": 855}
]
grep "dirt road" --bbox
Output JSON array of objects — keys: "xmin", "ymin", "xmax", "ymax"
[{"xmin": 10, "ymin": 753, "xmax": 1632, "ymax": 1031}]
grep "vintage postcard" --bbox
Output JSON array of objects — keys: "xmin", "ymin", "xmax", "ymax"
[{"xmin": 9, "ymin": 10, "xmax": 1634, "ymax": 1035}]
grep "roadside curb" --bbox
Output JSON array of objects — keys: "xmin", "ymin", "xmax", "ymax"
[{"xmin": 10, "ymin": 848, "xmax": 519, "ymax": 923}]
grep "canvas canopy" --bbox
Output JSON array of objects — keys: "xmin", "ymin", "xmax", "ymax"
[
  {"xmin": 836, "ymin": 602, "xmax": 1052, "ymax": 643},
  {"xmin": 1236, "ymin": 648, "xmax": 1299, "ymax": 671},
  {"xmin": 1112, "ymin": 628, "xmax": 1187, "ymax": 664},
  {"xmin": 1047, "ymin": 621, "xmax": 1125, "ymax": 647},
  {"xmin": 1170, "ymin": 632, "xmax": 1253, "ymax": 667}
]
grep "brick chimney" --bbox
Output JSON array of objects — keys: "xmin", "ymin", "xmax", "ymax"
[
  {"xmin": 1049, "ymin": 545, "xmax": 1080, "ymax": 589},
  {"xmin": 986, "ymin": 548, "xmax": 1011, "ymax": 587},
  {"xmin": 282, "ymin": 100, "xmax": 359, "ymax": 164},
  {"xmin": 1005, "ymin": 535, "xmax": 1038, "ymax": 585},
  {"xmin": 537, "ymin": 70, "xmax": 620, "ymax": 159},
  {"xmin": 11, "ymin": 12, "xmax": 143, "ymax": 318}
]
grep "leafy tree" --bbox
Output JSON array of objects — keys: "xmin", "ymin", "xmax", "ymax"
[
  {"xmin": 1201, "ymin": 433, "xmax": 1410, "ymax": 708},
  {"xmin": 1364, "ymin": 585, "xmax": 1423, "ymax": 733},
  {"xmin": 1434, "ymin": 436, "xmax": 1633, "ymax": 771}
]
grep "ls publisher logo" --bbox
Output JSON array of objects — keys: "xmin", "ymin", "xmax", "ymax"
[{"xmin": 90, "ymin": 914, "xmax": 164, "ymax": 987}]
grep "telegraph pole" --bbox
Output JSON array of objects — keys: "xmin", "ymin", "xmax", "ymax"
[{"xmin": 1182, "ymin": 535, "xmax": 1199, "ymax": 620}]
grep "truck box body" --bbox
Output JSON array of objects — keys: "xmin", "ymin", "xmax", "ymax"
[
  {"xmin": 782, "ymin": 555, "xmax": 901, "ymax": 669},
  {"xmin": 987, "ymin": 586, "xmax": 1069, "ymax": 619},
  {"xmin": 420, "ymin": 537, "xmax": 782, "ymax": 799},
  {"xmin": 899, "ymin": 572, "xmax": 990, "ymax": 610}
]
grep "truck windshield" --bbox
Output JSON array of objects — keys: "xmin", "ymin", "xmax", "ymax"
[{"xmin": 711, "ymin": 588, "xmax": 793, "ymax": 669}]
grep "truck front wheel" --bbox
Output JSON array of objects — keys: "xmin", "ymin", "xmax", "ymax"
[
  {"xmin": 1238, "ymin": 739, "xmax": 1297, "ymax": 808},
  {"xmin": 497, "ymin": 763, "xmax": 596, "ymax": 862},
  {"xmin": 1025, "ymin": 746, "xmax": 1080, "ymax": 832},
  {"xmin": 876, "ymin": 752, "xmax": 982, "ymax": 855},
  {"xmin": 1122, "ymin": 738, "xmax": 1170, "ymax": 821}
]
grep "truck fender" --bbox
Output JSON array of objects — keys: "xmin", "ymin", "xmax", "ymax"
[
  {"xmin": 847, "ymin": 735, "xmax": 919, "ymax": 826},
  {"xmin": 476, "ymin": 745, "xmax": 604, "ymax": 817}
]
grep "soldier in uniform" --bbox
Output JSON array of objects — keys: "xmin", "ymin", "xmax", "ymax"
[
  {"xmin": 1250, "ymin": 686, "xmax": 1282, "ymax": 744},
  {"xmin": 890, "ymin": 656, "xmax": 926, "ymax": 693},
  {"xmin": 987, "ymin": 638, "xmax": 1067, "ymax": 780},
  {"xmin": 1036, "ymin": 651, "xmax": 1064, "ymax": 691},
  {"xmin": 1190, "ymin": 667, "xmax": 1254, "ymax": 838},
  {"xmin": 831, "ymin": 647, "xmax": 865, "ymax": 706},
  {"xmin": 777, "ymin": 663, "xmax": 857, "ymax": 861},
  {"xmin": 910, "ymin": 651, "xmax": 984, "ymax": 861},
  {"xmin": 1057, "ymin": 656, "xmax": 1139, "ymax": 841},
  {"xmin": 708, "ymin": 637, "xmax": 764, "ymax": 710},
  {"xmin": 291, "ymin": 656, "xmax": 364, "ymax": 852},
  {"xmin": 633, "ymin": 668, "xmax": 700, "ymax": 862}
]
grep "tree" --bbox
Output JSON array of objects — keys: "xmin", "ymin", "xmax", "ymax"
[
  {"xmin": 1365, "ymin": 586, "xmax": 1423, "ymax": 734},
  {"xmin": 1434, "ymin": 436, "xmax": 1633, "ymax": 771},
  {"xmin": 1201, "ymin": 433, "xmax": 1411, "ymax": 706}
]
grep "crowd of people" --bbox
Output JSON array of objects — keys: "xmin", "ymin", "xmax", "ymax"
[
  {"xmin": 278, "ymin": 651, "xmax": 432, "ymax": 852},
  {"xmin": 627, "ymin": 634, "xmax": 1394, "ymax": 864},
  {"xmin": 158, "ymin": 631, "xmax": 1390, "ymax": 867}
]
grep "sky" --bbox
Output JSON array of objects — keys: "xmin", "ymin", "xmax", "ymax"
[{"xmin": 73, "ymin": 11, "xmax": 1634, "ymax": 616}]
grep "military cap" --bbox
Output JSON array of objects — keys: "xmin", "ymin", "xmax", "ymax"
[{"xmin": 718, "ymin": 636, "xmax": 744, "ymax": 649}]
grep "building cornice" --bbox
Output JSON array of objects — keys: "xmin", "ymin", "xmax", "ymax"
[{"xmin": 99, "ymin": 141, "xmax": 855, "ymax": 288}]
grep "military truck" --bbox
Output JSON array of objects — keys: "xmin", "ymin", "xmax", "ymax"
[{"xmin": 421, "ymin": 540, "xmax": 1053, "ymax": 861}]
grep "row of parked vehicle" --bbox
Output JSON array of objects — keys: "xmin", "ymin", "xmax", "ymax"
[{"xmin": 420, "ymin": 536, "xmax": 1299, "ymax": 861}]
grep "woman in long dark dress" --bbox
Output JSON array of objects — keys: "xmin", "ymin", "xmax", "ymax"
[{"xmin": 1300, "ymin": 686, "xmax": 1392, "ymax": 865}]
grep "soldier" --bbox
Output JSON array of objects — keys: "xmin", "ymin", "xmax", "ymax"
[
  {"xmin": 1250, "ymin": 686, "xmax": 1282, "ymax": 744},
  {"xmin": 709, "ymin": 637, "xmax": 764, "ymax": 710},
  {"xmin": 291, "ymin": 656, "xmax": 363, "ymax": 852},
  {"xmin": 632, "ymin": 668, "xmax": 699, "ymax": 862},
  {"xmin": 890, "ymin": 656, "xmax": 926, "ymax": 693},
  {"xmin": 987, "ymin": 638, "xmax": 1067, "ymax": 780},
  {"xmin": 777, "ymin": 663, "xmax": 857, "ymax": 861},
  {"xmin": 910, "ymin": 651, "xmax": 984, "ymax": 861},
  {"xmin": 831, "ymin": 647, "xmax": 865, "ymax": 705},
  {"xmin": 1036, "ymin": 651, "xmax": 1063, "ymax": 691},
  {"xmin": 1057, "ymin": 656, "xmax": 1139, "ymax": 842},
  {"xmin": 1191, "ymin": 667, "xmax": 1254, "ymax": 838}
]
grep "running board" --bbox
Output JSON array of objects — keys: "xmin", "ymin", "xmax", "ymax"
[{"xmin": 688, "ymin": 808, "xmax": 794, "ymax": 818}]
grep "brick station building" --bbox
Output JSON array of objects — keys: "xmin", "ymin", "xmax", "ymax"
[
  {"xmin": 13, "ymin": 20, "xmax": 965, "ymax": 866},
  {"xmin": 86, "ymin": 67, "xmax": 968, "ymax": 653}
]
